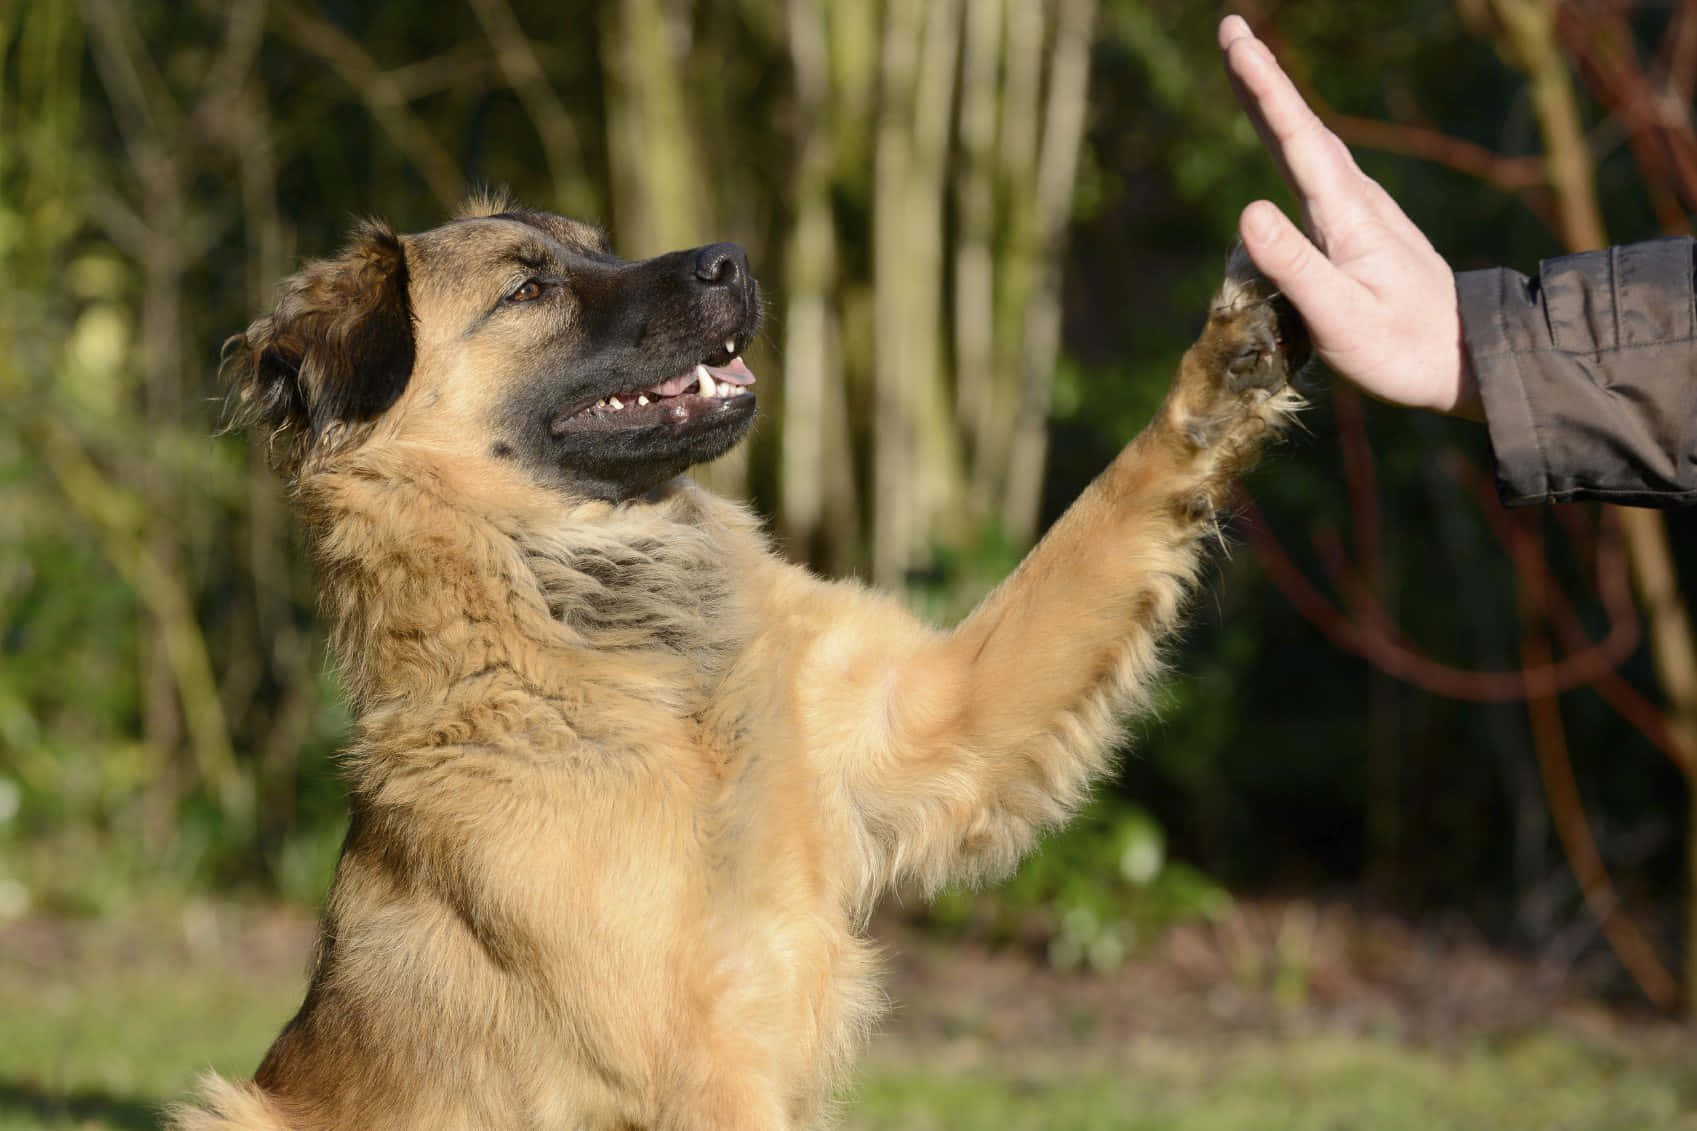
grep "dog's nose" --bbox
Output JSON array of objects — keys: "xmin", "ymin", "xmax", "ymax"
[{"xmin": 693, "ymin": 243, "xmax": 747, "ymax": 288}]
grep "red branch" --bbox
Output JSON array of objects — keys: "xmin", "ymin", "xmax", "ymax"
[
  {"xmin": 1251, "ymin": 22, "xmax": 1560, "ymax": 230},
  {"xmin": 1324, "ymin": 110, "xmax": 1548, "ymax": 194},
  {"xmin": 1659, "ymin": 0, "xmax": 1697, "ymax": 104},
  {"xmin": 1558, "ymin": 3, "xmax": 1695, "ymax": 231},
  {"xmin": 1452, "ymin": 448, "xmax": 1696, "ymax": 778},
  {"xmin": 1238, "ymin": 492, "xmax": 1640, "ymax": 704}
]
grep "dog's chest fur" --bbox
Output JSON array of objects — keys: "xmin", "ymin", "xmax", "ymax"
[
  {"xmin": 317, "ymin": 489, "xmax": 857, "ymax": 1116},
  {"xmin": 509, "ymin": 498, "xmax": 878, "ymax": 1116},
  {"xmin": 514, "ymin": 494, "xmax": 754, "ymax": 725},
  {"xmin": 525, "ymin": 527, "xmax": 734, "ymax": 665}
]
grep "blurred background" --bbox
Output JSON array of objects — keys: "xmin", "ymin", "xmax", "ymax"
[{"xmin": 4, "ymin": 0, "xmax": 1697, "ymax": 1127}]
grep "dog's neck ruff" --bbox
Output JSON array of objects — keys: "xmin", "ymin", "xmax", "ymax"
[{"xmin": 298, "ymin": 457, "xmax": 753, "ymax": 718}]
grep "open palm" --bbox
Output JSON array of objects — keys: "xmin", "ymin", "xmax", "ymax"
[{"xmin": 1219, "ymin": 16, "xmax": 1479, "ymax": 419}]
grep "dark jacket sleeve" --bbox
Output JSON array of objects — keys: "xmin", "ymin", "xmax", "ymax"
[{"xmin": 1455, "ymin": 236, "xmax": 1697, "ymax": 506}]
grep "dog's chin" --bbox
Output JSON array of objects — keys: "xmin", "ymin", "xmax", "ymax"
[{"xmin": 546, "ymin": 391, "xmax": 757, "ymax": 501}]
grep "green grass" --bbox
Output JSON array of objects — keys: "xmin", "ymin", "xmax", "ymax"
[
  {"xmin": 3, "ymin": 905, "xmax": 1694, "ymax": 1130},
  {"xmin": 847, "ymin": 1033, "xmax": 1697, "ymax": 1130},
  {"xmin": 0, "ymin": 904, "xmax": 303, "ymax": 1130}
]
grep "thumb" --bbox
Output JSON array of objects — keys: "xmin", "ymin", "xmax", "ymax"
[{"xmin": 1238, "ymin": 200, "xmax": 1354, "ymax": 335}]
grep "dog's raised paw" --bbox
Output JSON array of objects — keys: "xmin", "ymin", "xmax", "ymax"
[
  {"xmin": 1225, "ymin": 320, "xmax": 1286, "ymax": 393},
  {"xmin": 1210, "ymin": 241, "xmax": 1311, "ymax": 393}
]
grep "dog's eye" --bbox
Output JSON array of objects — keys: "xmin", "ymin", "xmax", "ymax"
[{"xmin": 508, "ymin": 278, "xmax": 545, "ymax": 303}]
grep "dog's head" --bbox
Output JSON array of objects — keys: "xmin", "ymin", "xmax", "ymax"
[{"xmin": 225, "ymin": 197, "xmax": 762, "ymax": 500}]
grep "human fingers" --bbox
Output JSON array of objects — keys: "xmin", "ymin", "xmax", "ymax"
[
  {"xmin": 1219, "ymin": 19, "xmax": 1295, "ymax": 190},
  {"xmin": 1217, "ymin": 13, "xmax": 1253, "ymax": 51},
  {"xmin": 1238, "ymin": 200, "xmax": 1363, "ymax": 345},
  {"xmin": 1222, "ymin": 32, "xmax": 1374, "ymax": 233}
]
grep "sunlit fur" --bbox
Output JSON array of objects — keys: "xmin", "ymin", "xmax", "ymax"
[{"xmin": 171, "ymin": 202, "xmax": 1303, "ymax": 1130}]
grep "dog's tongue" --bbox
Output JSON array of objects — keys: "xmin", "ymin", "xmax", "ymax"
[
  {"xmin": 706, "ymin": 356, "xmax": 756, "ymax": 387},
  {"xmin": 647, "ymin": 356, "xmax": 758, "ymax": 398}
]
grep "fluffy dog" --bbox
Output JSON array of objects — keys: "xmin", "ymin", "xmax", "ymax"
[{"xmin": 172, "ymin": 193, "xmax": 1305, "ymax": 1130}]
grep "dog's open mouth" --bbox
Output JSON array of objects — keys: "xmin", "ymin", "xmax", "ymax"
[{"xmin": 551, "ymin": 341, "xmax": 757, "ymax": 436}]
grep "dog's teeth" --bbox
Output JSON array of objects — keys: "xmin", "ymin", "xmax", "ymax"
[
  {"xmin": 696, "ymin": 365, "xmax": 717, "ymax": 398},
  {"xmin": 724, "ymin": 338, "xmax": 736, "ymax": 356},
  {"xmin": 637, "ymin": 395, "xmax": 650, "ymax": 406},
  {"xmin": 609, "ymin": 396, "xmax": 624, "ymax": 410}
]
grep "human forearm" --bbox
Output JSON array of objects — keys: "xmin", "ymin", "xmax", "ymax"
[{"xmin": 1458, "ymin": 238, "xmax": 1697, "ymax": 505}]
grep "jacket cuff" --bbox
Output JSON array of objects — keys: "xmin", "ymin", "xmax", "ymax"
[{"xmin": 1455, "ymin": 267, "xmax": 1551, "ymax": 505}]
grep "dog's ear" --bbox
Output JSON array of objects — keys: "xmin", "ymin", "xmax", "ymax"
[{"xmin": 223, "ymin": 219, "xmax": 414, "ymax": 473}]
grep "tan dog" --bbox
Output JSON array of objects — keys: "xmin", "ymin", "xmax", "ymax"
[{"xmin": 172, "ymin": 193, "xmax": 1305, "ymax": 1130}]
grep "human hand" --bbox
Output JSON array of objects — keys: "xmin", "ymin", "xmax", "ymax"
[{"xmin": 1218, "ymin": 15, "xmax": 1481, "ymax": 420}]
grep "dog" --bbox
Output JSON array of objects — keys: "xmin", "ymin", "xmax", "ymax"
[{"xmin": 170, "ymin": 191, "xmax": 1305, "ymax": 1130}]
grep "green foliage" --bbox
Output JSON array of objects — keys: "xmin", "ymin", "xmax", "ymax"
[
  {"xmin": 928, "ymin": 795, "xmax": 1231, "ymax": 974},
  {"xmin": 905, "ymin": 517, "xmax": 1240, "ymax": 971},
  {"xmin": 902, "ymin": 523, "xmax": 1028, "ymax": 624},
  {"xmin": 271, "ymin": 813, "xmax": 346, "ymax": 908}
]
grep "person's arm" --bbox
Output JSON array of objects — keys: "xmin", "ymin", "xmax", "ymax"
[
  {"xmin": 1220, "ymin": 15, "xmax": 1697, "ymax": 506},
  {"xmin": 1459, "ymin": 241, "xmax": 1697, "ymax": 505}
]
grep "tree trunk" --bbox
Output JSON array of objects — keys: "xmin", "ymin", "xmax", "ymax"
[
  {"xmin": 903, "ymin": 0, "xmax": 966, "ymax": 552},
  {"xmin": 870, "ymin": 0, "xmax": 922, "ymax": 585},
  {"xmin": 954, "ymin": 0, "xmax": 1002, "ymax": 506},
  {"xmin": 602, "ymin": 0, "xmax": 747, "ymax": 497},
  {"xmin": 974, "ymin": 0, "xmax": 1043, "ymax": 522},
  {"xmin": 1001, "ymin": 0, "xmax": 1095, "ymax": 542},
  {"xmin": 780, "ymin": 0, "xmax": 840, "ymax": 559}
]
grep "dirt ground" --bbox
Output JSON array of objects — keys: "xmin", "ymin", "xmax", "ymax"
[
  {"xmin": 8, "ymin": 895, "xmax": 1666, "ymax": 1045},
  {"xmin": 873, "ymin": 898, "xmax": 1669, "ymax": 1048}
]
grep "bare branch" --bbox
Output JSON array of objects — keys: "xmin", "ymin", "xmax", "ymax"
[
  {"xmin": 1658, "ymin": 0, "xmax": 1697, "ymax": 104},
  {"xmin": 387, "ymin": 46, "xmax": 500, "ymax": 101},
  {"xmin": 467, "ymin": 0, "xmax": 598, "ymax": 217},
  {"xmin": 1518, "ymin": 570, "xmax": 1681, "ymax": 1010},
  {"xmin": 1557, "ymin": 4, "xmax": 1693, "ymax": 231},
  {"xmin": 82, "ymin": 0, "xmax": 183, "ymax": 149},
  {"xmin": 190, "ymin": 0, "xmax": 268, "ymax": 147},
  {"xmin": 273, "ymin": 3, "xmax": 466, "ymax": 208},
  {"xmin": 1239, "ymin": 491, "xmax": 1641, "ymax": 704},
  {"xmin": 1325, "ymin": 110, "xmax": 1549, "ymax": 192}
]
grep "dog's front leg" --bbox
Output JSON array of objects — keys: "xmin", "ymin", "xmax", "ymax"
[{"xmin": 812, "ymin": 252, "xmax": 1306, "ymax": 906}]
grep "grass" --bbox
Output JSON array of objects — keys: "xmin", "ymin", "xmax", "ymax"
[
  {"xmin": 1, "ymin": 904, "xmax": 302, "ymax": 1131},
  {"xmin": 3, "ymin": 902, "xmax": 1694, "ymax": 1131},
  {"xmin": 848, "ymin": 1033, "xmax": 1697, "ymax": 1130}
]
